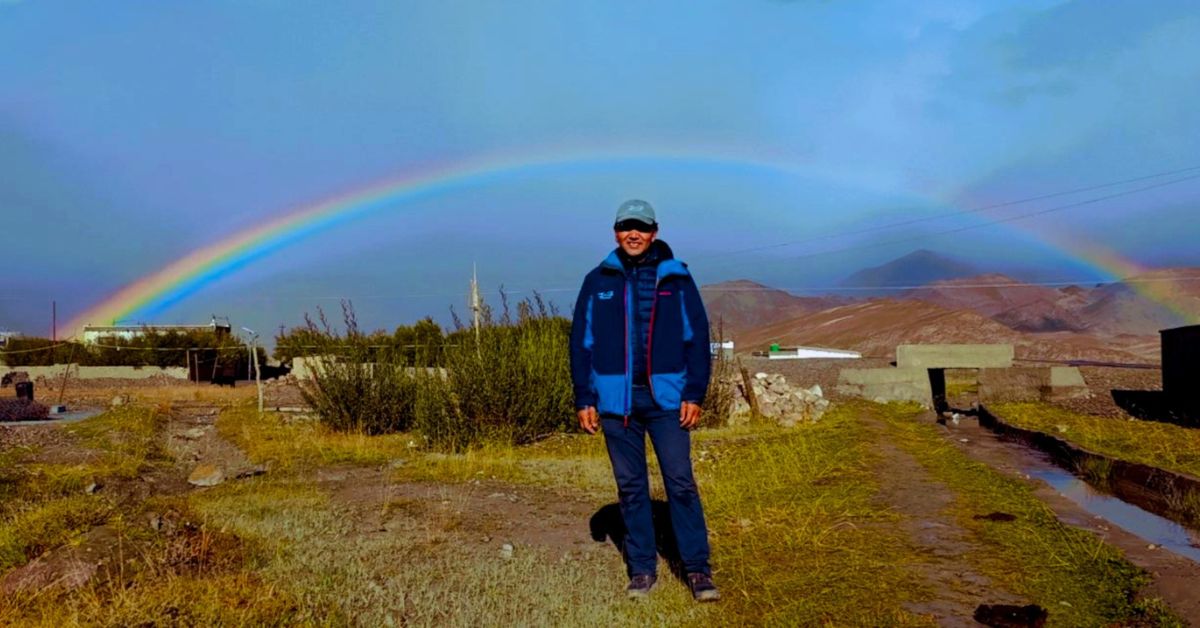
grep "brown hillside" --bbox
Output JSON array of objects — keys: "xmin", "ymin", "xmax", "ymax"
[
  {"xmin": 904, "ymin": 274, "xmax": 1089, "ymax": 332},
  {"xmin": 700, "ymin": 280, "xmax": 843, "ymax": 335},
  {"xmin": 1081, "ymin": 268, "xmax": 1200, "ymax": 335},
  {"xmin": 737, "ymin": 298, "xmax": 1146, "ymax": 363}
]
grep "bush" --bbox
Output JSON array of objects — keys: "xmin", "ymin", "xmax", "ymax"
[
  {"xmin": 440, "ymin": 293, "xmax": 574, "ymax": 447},
  {"xmin": 296, "ymin": 305, "xmax": 421, "ymax": 435},
  {"xmin": 0, "ymin": 399, "xmax": 49, "ymax": 422},
  {"xmin": 299, "ymin": 296, "xmax": 732, "ymax": 451}
]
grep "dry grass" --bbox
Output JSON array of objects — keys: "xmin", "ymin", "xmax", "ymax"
[
  {"xmin": 217, "ymin": 405, "xmax": 414, "ymax": 473},
  {"xmin": 0, "ymin": 398, "xmax": 1184, "ymax": 626},
  {"xmin": 184, "ymin": 404, "xmax": 938, "ymax": 626},
  {"xmin": 993, "ymin": 402, "xmax": 1200, "ymax": 479}
]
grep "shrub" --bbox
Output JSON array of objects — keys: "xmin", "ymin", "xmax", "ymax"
[
  {"xmin": 297, "ymin": 305, "xmax": 421, "ymax": 435},
  {"xmin": 440, "ymin": 293, "xmax": 574, "ymax": 447}
]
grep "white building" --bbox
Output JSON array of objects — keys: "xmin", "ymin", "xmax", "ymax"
[
  {"xmin": 768, "ymin": 345, "xmax": 861, "ymax": 360},
  {"xmin": 710, "ymin": 340, "xmax": 735, "ymax": 359},
  {"xmin": 82, "ymin": 318, "xmax": 232, "ymax": 344}
]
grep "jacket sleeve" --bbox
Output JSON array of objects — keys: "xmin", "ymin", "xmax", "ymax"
[
  {"xmin": 681, "ymin": 274, "xmax": 712, "ymax": 404},
  {"xmin": 569, "ymin": 276, "xmax": 597, "ymax": 410}
]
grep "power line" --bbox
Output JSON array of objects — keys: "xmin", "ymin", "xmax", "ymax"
[
  {"xmin": 698, "ymin": 164, "xmax": 1200, "ymax": 260},
  {"xmin": 697, "ymin": 273, "xmax": 1200, "ymax": 293},
  {"xmin": 711, "ymin": 172, "xmax": 1200, "ymax": 271}
]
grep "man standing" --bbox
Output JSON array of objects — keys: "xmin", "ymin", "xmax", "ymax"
[{"xmin": 569, "ymin": 199, "xmax": 718, "ymax": 602}]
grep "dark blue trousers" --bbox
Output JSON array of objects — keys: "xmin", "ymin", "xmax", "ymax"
[{"xmin": 601, "ymin": 385, "xmax": 711, "ymax": 577}]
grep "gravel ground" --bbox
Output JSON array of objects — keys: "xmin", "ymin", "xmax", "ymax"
[
  {"xmin": 736, "ymin": 358, "xmax": 1166, "ymax": 419},
  {"xmin": 1053, "ymin": 366, "xmax": 1164, "ymax": 418}
]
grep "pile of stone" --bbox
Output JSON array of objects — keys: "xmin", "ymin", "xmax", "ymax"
[{"xmin": 728, "ymin": 372, "xmax": 830, "ymax": 428}]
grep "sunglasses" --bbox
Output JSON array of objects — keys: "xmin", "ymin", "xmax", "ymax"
[{"xmin": 614, "ymin": 220, "xmax": 658, "ymax": 233}]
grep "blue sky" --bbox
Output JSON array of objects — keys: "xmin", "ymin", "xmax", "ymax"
[{"xmin": 1, "ymin": 0, "xmax": 1198, "ymax": 336}]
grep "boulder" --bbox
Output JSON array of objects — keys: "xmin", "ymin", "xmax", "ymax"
[{"xmin": 187, "ymin": 464, "xmax": 225, "ymax": 487}]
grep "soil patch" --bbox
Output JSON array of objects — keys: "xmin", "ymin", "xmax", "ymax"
[{"xmin": 322, "ymin": 467, "xmax": 603, "ymax": 557}]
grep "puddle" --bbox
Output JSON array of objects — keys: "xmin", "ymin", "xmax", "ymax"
[
  {"xmin": 1027, "ymin": 463, "xmax": 1200, "ymax": 563},
  {"xmin": 3, "ymin": 408, "xmax": 104, "ymax": 426}
]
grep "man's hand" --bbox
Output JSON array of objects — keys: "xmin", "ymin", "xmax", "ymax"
[
  {"xmin": 577, "ymin": 406, "xmax": 599, "ymax": 434},
  {"xmin": 679, "ymin": 401, "xmax": 702, "ymax": 430}
]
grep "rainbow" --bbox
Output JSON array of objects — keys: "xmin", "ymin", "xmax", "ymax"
[
  {"xmin": 65, "ymin": 149, "xmax": 881, "ymax": 335},
  {"xmin": 68, "ymin": 150, "xmax": 1199, "ymax": 335},
  {"xmin": 1053, "ymin": 239, "xmax": 1199, "ymax": 325}
]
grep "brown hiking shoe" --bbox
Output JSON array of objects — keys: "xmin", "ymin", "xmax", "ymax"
[
  {"xmin": 626, "ymin": 573, "xmax": 657, "ymax": 599},
  {"xmin": 688, "ymin": 572, "xmax": 720, "ymax": 602}
]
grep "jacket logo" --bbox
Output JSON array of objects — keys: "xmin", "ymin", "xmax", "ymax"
[{"xmin": 597, "ymin": 290, "xmax": 615, "ymax": 300}]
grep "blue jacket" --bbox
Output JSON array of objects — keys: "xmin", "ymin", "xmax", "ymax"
[{"xmin": 570, "ymin": 241, "xmax": 711, "ymax": 416}]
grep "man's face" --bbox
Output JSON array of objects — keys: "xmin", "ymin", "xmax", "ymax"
[{"xmin": 615, "ymin": 222, "xmax": 657, "ymax": 257}]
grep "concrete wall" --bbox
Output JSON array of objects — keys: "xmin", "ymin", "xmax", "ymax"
[
  {"xmin": 837, "ymin": 367, "xmax": 933, "ymax": 406},
  {"xmin": 3, "ymin": 364, "xmax": 190, "ymax": 381},
  {"xmin": 290, "ymin": 357, "xmax": 446, "ymax": 381},
  {"xmin": 978, "ymin": 366, "xmax": 1089, "ymax": 403},
  {"xmin": 896, "ymin": 344, "xmax": 1014, "ymax": 369}
]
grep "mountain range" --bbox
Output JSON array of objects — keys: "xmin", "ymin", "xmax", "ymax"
[{"xmin": 702, "ymin": 251, "xmax": 1200, "ymax": 363}]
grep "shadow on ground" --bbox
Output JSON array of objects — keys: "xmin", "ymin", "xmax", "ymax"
[
  {"xmin": 1111, "ymin": 390, "xmax": 1200, "ymax": 426},
  {"xmin": 588, "ymin": 501, "xmax": 686, "ymax": 583}
]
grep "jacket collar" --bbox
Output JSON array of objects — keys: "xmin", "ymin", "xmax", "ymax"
[{"xmin": 599, "ymin": 240, "xmax": 689, "ymax": 282}]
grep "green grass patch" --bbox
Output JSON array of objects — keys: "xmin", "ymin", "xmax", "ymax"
[
  {"xmin": 0, "ymin": 406, "xmax": 168, "ymax": 572},
  {"xmin": 875, "ymin": 402, "xmax": 1178, "ymax": 626},
  {"xmin": 993, "ymin": 402, "xmax": 1200, "ymax": 479},
  {"xmin": 701, "ymin": 403, "xmax": 930, "ymax": 625},
  {"xmin": 218, "ymin": 405, "xmax": 414, "ymax": 472},
  {"xmin": 0, "ymin": 494, "xmax": 114, "ymax": 571}
]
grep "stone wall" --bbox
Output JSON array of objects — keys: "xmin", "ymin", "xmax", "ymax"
[
  {"xmin": 836, "ymin": 367, "xmax": 933, "ymax": 406},
  {"xmin": 3, "ymin": 364, "xmax": 190, "ymax": 382},
  {"xmin": 978, "ymin": 366, "xmax": 1089, "ymax": 403}
]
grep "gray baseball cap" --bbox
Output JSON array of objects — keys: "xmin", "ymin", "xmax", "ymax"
[{"xmin": 614, "ymin": 199, "xmax": 657, "ymax": 227}]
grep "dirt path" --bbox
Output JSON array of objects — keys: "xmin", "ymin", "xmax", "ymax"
[
  {"xmin": 320, "ymin": 466, "xmax": 610, "ymax": 561},
  {"xmin": 939, "ymin": 413, "xmax": 1200, "ymax": 625},
  {"xmin": 861, "ymin": 415, "xmax": 1028, "ymax": 625},
  {"xmin": 165, "ymin": 402, "xmax": 262, "ymax": 482}
]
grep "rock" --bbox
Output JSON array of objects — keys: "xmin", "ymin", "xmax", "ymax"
[
  {"xmin": 500, "ymin": 543, "xmax": 515, "ymax": 559},
  {"xmin": 148, "ymin": 512, "xmax": 162, "ymax": 531},
  {"xmin": 187, "ymin": 464, "xmax": 225, "ymax": 487},
  {"xmin": 110, "ymin": 395, "xmax": 128, "ymax": 408},
  {"xmin": 181, "ymin": 427, "xmax": 207, "ymax": 440},
  {"xmin": 0, "ymin": 554, "xmax": 98, "ymax": 596},
  {"xmin": 84, "ymin": 482, "xmax": 101, "ymax": 494},
  {"xmin": 808, "ymin": 385, "xmax": 823, "ymax": 398},
  {"xmin": 754, "ymin": 372, "xmax": 768, "ymax": 380},
  {"xmin": 317, "ymin": 469, "xmax": 348, "ymax": 482}
]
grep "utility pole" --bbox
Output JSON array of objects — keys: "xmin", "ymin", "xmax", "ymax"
[
  {"xmin": 242, "ymin": 327, "xmax": 263, "ymax": 415},
  {"xmin": 470, "ymin": 262, "xmax": 481, "ymax": 341}
]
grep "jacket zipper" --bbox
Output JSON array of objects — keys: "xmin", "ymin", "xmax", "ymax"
[
  {"xmin": 646, "ymin": 279, "xmax": 659, "ymax": 405},
  {"xmin": 623, "ymin": 280, "xmax": 630, "ymax": 427}
]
